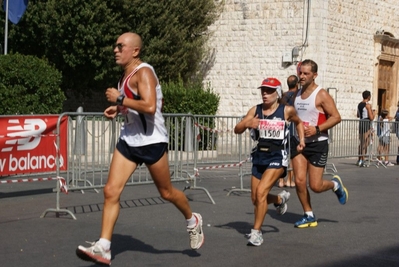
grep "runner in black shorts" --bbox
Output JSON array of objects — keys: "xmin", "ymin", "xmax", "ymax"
[
  {"xmin": 116, "ymin": 139, "xmax": 168, "ymax": 165},
  {"xmin": 76, "ymin": 32, "xmax": 204, "ymax": 266},
  {"xmin": 234, "ymin": 77, "xmax": 305, "ymax": 246},
  {"xmin": 292, "ymin": 59, "xmax": 348, "ymax": 229},
  {"xmin": 290, "ymin": 138, "xmax": 328, "ymax": 168}
]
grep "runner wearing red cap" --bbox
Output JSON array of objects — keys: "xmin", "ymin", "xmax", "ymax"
[{"xmin": 234, "ymin": 77, "xmax": 305, "ymax": 246}]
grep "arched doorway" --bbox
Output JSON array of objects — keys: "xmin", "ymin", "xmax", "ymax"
[{"xmin": 374, "ymin": 32, "xmax": 399, "ymax": 116}]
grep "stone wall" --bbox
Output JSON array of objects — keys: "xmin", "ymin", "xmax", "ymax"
[{"xmin": 204, "ymin": 0, "xmax": 399, "ymax": 119}]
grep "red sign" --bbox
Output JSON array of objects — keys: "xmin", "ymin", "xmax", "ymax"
[{"xmin": 0, "ymin": 115, "xmax": 68, "ymax": 176}]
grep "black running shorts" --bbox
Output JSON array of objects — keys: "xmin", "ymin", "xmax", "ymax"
[
  {"xmin": 290, "ymin": 138, "xmax": 328, "ymax": 167},
  {"xmin": 116, "ymin": 138, "xmax": 168, "ymax": 165}
]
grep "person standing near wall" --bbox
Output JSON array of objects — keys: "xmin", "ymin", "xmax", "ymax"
[
  {"xmin": 395, "ymin": 103, "xmax": 399, "ymax": 164},
  {"xmin": 357, "ymin": 90, "xmax": 374, "ymax": 167},
  {"xmin": 291, "ymin": 59, "xmax": 348, "ymax": 228},
  {"xmin": 76, "ymin": 32, "xmax": 204, "ymax": 266},
  {"xmin": 234, "ymin": 77, "xmax": 305, "ymax": 246},
  {"xmin": 378, "ymin": 109, "xmax": 395, "ymax": 166}
]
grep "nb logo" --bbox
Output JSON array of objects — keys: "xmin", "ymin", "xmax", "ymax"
[
  {"xmin": 270, "ymin": 162, "xmax": 280, "ymax": 166},
  {"xmin": 1, "ymin": 119, "xmax": 47, "ymax": 152}
]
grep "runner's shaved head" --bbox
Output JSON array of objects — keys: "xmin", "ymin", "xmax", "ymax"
[{"xmin": 120, "ymin": 32, "xmax": 142, "ymax": 49}]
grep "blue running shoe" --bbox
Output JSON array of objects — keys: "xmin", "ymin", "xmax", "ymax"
[
  {"xmin": 332, "ymin": 175, "xmax": 348, "ymax": 204},
  {"xmin": 294, "ymin": 214, "xmax": 318, "ymax": 228}
]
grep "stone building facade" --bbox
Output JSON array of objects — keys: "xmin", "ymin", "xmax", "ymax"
[{"xmin": 204, "ymin": 0, "xmax": 399, "ymax": 118}]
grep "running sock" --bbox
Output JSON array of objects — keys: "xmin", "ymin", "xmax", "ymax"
[
  {"xmin": 305, "ymin": 211, "xmax": 314, "ymax": 218},
  {"xmin": 186, "ymin": 214, "xmax": 197, "ymax": 228},
  {"xmin": 332, "ymin": 181, "xmax": 339, "ymax": 191},
  {"xmin": 98, "ymin": 238, "xmax": 111, "ymax": 251}
]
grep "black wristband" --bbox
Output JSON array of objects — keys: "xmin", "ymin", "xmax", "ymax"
[
  {"xmin": 116, "ymin": 95, "xmax": 125, "ymax": 106},
  {"xmin": 315, "ymin": 125, "xmax": 321, "ymax": 135}
]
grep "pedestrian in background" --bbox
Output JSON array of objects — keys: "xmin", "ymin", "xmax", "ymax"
[
  {"xmin": 395, "ymin": 103, "xmax": 399, "ymax": 164},
  {"xmin": 357, "ymin": 90, "xmax": 374, "ymax": 167},
  {"xmin": 378, "ymin": 109, "xmax": 395, "ymax": 166}
]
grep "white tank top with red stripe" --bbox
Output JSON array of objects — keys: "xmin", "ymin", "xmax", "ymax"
[
  {"xmin": 117, "ymin": 63, "xmax": 168, "ymax": 147},
  {"xmin": 294, "ymin": 86, "xmax": 329, "ymax": 143}
]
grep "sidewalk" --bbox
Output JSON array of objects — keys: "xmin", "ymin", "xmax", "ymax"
[{"xmin": 0, "ymin": 158, "xmax": 398, "ymax": 267}]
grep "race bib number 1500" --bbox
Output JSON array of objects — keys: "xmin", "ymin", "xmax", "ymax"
[{"xmin": 258, "ymin": 119, "xmax": 285, "ymax": 140}]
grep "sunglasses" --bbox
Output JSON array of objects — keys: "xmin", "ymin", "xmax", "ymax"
[
  {"xmin": 113, "ymin": 43, "xmax": 125, "ymax": 52},
  {"xmin": 260, "ymin": 87, "xmax": 277, "ymax": 94}
]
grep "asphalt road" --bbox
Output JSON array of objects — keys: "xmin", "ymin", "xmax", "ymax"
[{"xmin": 1, "ymin": 158, "xmax": 398, "ymax": 267}]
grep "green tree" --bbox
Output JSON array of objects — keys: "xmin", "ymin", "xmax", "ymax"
[
  {"xmin": 162, "ymin": 80, "xmax": 220, "ymax": 150},
  {"xmin": 163, "ymin": 80, "xmax": 219, "ymax": 115},
  {"xmin": 0, "ymin": 54, "xmax": 65, "ymax": 114},
  {"xmin": 4, "ymin": 0, "xmax": 126, "ymax": 97},
  {"xmin": 1, "ymin": 0, "xmax": 220, "ymax": 100},
  {"xmin": 129, "ymin": 0, "xmax": 220, "ymax": 83}
]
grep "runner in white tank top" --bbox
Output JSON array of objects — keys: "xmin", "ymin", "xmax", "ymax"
[
  {"xmin": 294, "ymin": 85, "xmax": 328, "ymax": 143},
  {"xmin": 290, "ymin": 59, "xmax": 348, "ymax": 230},
  {"xmin": 118, "ymin": 62, "xmax": 168, "ymax": 147},
  {"xmin": 76, "ymin": 32, "xmax": 204, "ymax": 266}
]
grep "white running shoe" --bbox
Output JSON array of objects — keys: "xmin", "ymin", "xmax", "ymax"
[
  {"xmin": 76, "ymin": 240, "xmax": 111, "ymax": 266},
  {"xmin": 187, "ymin": 212, "xmax": 204, "ymax": 250},
  {"xmin": 274, "ymin": 190, "xmax": 290, "ymax": 215},
  {"xmin": 247, "ymin": 229, "xmax": 263, "ymax": 246}
]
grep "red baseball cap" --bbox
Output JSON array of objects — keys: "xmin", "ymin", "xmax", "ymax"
[{"xmin": 258, "ymin": 77, "xmax": 282, "ymax": 98}]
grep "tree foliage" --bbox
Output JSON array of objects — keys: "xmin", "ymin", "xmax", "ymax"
[
  {"xmin": 0, "ymin": 54, "xmax": 65, "ymax": 114},
  {"xmin": 0, "ymin": 0, "xmax": 220, "ymax": 99},
  {"xmin": 3, "ymin": 0, "xmax": 126, "ymax": 96},
  {"xmin": 162, "ymin": 80, "xmax": 219, "ymax": 115},
  {"xmin": 162, "ymin": 80, "xmax": 220, "ymax": 150}
]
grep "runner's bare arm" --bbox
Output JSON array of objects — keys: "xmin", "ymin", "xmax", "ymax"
[
  {"xmin": 123, "ymin": 67, "xmax": 158, "ymax": 115},
  {"xmin": 234, "ymin": 106, "xmax": 259, "ymax": 134},
  {"xmin": 104, "ymin": 106, "xmax": 119, "ymax": 119},
  {"xmin": 317, "ymin": 89, "xmax": 341, "ymax": 133},
  {"xmin": 285, "ymin": 105, "xmax": 305, "ymax": 150}
]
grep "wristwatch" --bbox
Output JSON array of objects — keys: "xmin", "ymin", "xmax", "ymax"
[
  {"xmin": 315, "ymin": 125, "xmax": 321, "ymax": 135},
  {"xmin": 116, "ymin": 95, "xmax": 125, "ymax": 106}
]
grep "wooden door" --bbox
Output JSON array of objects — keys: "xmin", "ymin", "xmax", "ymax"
[{"xmin": 378, "ymin": 60, "xmax": 393, "ymax": 112}]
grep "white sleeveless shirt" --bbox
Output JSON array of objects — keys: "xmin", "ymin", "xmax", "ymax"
[
  {"xmin": 118, "ymin": 63, "xmax": 168, "ymax": 147},
  {"xmin": 295, "ymin": 86, "xmax": 329, "ymax": 143}
]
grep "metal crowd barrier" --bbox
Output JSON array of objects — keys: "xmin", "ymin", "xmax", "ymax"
[
  {"xmin": 4, "ymin": 112, "xmax": 399, "ymax": 220},
  {"xmin": 44, "ymin": 113, "xmax": 258, "ymax": 218},
  {"xmin": 192, "ymin": 115, "xmax": 253, "ymax": 195},
  {"xmin": 329, "ymin": 119, "xmax": 399, "ymax": 167},
  {"xmin": 41, "ymin": 112, "xmax": 217, "ymax": 221},
  {"xmin": 227, "ymin": 118, "xmax": 399, "ymax": 195}
]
